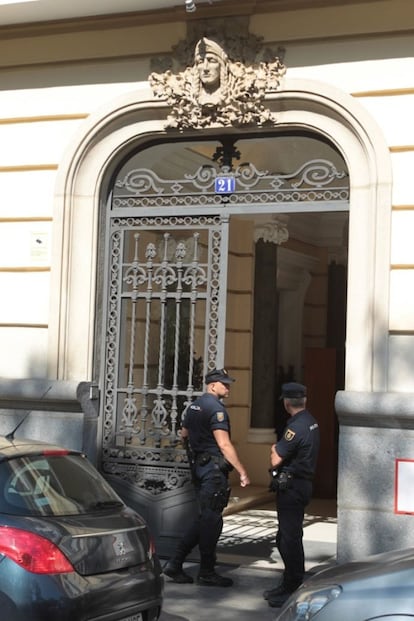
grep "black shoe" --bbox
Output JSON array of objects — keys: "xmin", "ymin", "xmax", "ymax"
[
  {"xmin": 268, "ymin": 594, "xmax": 291, "ymax": 608},
  {"xmin": 263, "ymin": 583, "xmax": 286, "ymax": 600},
  {"xmin": 197, "ymin": 572, "xmax": 233, "ymax": 587},
  {"xmin": 267, "ymin": 586, "xmax": 296, "ymax": 608},
  {"xmin": 163, "ymin": 561, "xmax": 193, "ymax": 584}
]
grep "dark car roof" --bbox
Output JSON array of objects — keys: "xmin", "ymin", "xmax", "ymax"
[{"xmin": 0, "ymin": 435, "xmax": 80, "ymax": 462}]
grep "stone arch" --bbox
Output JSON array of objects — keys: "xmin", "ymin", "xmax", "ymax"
[{"xmin": 49, "ymin": 78, "xmax": 392, "ymax": 400}]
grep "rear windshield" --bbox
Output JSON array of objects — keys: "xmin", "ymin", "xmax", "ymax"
[{"xmin": 0, "ymin": 454, "xmax": 123, "ymax": 516}]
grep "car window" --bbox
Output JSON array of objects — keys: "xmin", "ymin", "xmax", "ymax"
[{"xmin": 0, "ymin": 454, "xmax": 123, "ymax": 516}]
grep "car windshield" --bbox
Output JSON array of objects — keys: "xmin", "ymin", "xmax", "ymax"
[{"xmin": 0, "ymin": 453, "xmax": 123, "ymax": 516}]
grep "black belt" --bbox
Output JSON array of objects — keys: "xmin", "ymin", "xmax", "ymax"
[
  {"xmin": 195, "ymin": 452, "xmax": 234, "ymax": 473},
  {"xmin": 195, "ymin": 452, "xmax": 221, "ymax": 466},
  {"xmin": 293, "ymin": 474, "xmax": 314, "ymax": 481},
  {"xmin": 283, "ymin": 470, "xmax": 313, "ymax": 481}
]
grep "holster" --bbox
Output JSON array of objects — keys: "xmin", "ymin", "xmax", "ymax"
[
  {"xmin": 209, "ymin": 485, "xmax": 231, "ymax": 512},
  {"xmin": 269, "ymin": 468, "xmax": 293, "ymax": 491},
  {"xmin": 196, "ymin": 453, "xmax": 234, "ymax": 474},
  {"xmin": 217, "ymin": 454, "xmax": 234, "ymax": 474}
]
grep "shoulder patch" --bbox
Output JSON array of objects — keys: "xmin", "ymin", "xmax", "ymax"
[
  {"xmin": 216, "ymin": 412, "xmax": 225, "ymax": 422},
  {"xmin": 284, "ymin": 428, "xmax": 296, "ymax": 441}
]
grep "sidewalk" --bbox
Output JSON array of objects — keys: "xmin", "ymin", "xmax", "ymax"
[{"xmin": 159, "ymin": 489, "xmax": 337, "ymax": 621}]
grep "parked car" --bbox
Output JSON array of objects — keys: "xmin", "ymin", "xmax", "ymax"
[
  {"xmin": 0, "ymin": 434, "xmax": 163, "ymax": 621},
  {"xmin": 275, "ymin": 546, "xmax": 414, "ymax": 620}
]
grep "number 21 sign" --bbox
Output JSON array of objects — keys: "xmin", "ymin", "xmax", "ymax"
[{"xmin": 214, "ymin": 176, "xmax": 236, "ymax": 194}]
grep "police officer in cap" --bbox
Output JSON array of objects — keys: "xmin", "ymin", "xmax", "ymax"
[
  {"xmin": 164, "ymin": 368, "xmax": 250, "ymax": 587},
  {"xmin": 264, "ymin": 382, "xmax": 320, "ymax": 607}
]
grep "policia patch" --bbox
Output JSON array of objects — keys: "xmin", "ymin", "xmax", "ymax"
[
  {"xmin": 216, "ymin": 412, "xmax": 225, "ymax": 422},
  {"xmin": 284, "ymin": 428, "xmax": 296, "ymax": 441}
]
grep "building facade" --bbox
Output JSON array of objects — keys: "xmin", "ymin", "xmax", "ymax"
[{"xmin": 0, "ymin": 0, "xmax": 413, "ymax": 560}]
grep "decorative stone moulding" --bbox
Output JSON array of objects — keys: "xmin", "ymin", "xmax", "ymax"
[
  {"xmin": 150, "ymin": 34, "xmax": 286, "ymax": 130},
  {"xmin": 254, "ymin": 218, "xmax": 289, "ymax": 245}
]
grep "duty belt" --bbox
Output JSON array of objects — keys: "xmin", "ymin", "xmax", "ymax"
[
  {"xmin": 275, "ymin": 467, "xmax": 313, "ymax": 480},
  {"xmin": 194, "ymin": 452, "xmax": 234, "ymax": 473},
  {"xmin": 288, "ymin": 471, "xmax": 314, "ymax": 481},
  {"xmin": 195, "ymin": 452, "xmax": 221, "ymax": 466}
]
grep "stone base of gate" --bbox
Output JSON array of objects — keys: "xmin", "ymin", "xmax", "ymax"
[
  {"xmin": 106, "ymin": 474, "xmax": 199, "ymax": 558},
  {"xmin": 106, "ymin": 477, "xmax": 275, "ymax": 558}
]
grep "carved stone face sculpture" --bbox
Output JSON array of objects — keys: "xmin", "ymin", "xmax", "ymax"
[
  {"xmin": 149, "ymin": 33, "xmax": 286, "ymax": 129},
  {"xmin": 194, "ymin": 37, "xmax": 228, "ymax": 107},
  {"xmin": 196, "ymin": 52, "xmax": 221, "ymax": 91}
]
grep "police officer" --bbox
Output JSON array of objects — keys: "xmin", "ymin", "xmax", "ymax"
[
  {"xmin": 163, "ymin": 368, "xmax": 250, "ymax": 587},
  {"xmin": 264, "ymin": 382, "xmax": 320, "ymax": 608}
]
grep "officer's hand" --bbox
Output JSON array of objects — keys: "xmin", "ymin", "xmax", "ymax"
[
  {"xmin": 240, "ymin": 473, "xmax": 250, "ymax": 488},
  {"xmin": 270, "ymin": 444, "xmax": 281, "ymax": 468}
]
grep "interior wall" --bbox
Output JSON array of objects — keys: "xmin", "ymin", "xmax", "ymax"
[{"xmin": 225, "ymin": 218, "xmax": 256, "ymax": 481}]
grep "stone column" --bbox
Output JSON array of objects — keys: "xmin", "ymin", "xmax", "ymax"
[{"xmin": 249, "ymin": 219, "xmax": 288, "ymax": 442}]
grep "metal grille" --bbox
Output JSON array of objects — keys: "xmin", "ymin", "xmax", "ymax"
[
  {"xmin": 101, "ymin": 215, "xmax": 228, "ymax": 469},
  {"xmin": 113, "ymin": 159, "xmax": 349, "ymax": 209}
]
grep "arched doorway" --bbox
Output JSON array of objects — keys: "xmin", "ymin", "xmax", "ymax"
[
  {"xmin": 51, "ymin": 75, "xmax": 392, "ymax": 555},
  {"xmin": 98, "ymin": 130, "xmax": 348, "ymax": 528}
]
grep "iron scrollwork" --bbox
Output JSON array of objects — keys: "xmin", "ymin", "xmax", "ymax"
[{"xmin": 113, "ymin": 159, "xmax": 349, "ymax": 208}]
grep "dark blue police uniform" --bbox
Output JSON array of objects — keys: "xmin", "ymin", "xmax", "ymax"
[
  {"xmin": 178, "ymin": 392, "xmax": 232, "ymax": 574},
  {"xmin": 163, "ymin": 368, "xmax": 235, "ymax": 587},
  {"xmin": 266, "ymin": 382, "xmax": 320, "ymax": 606},
  {"xmin": 275, "ymin": 407, "xmax": 320, "ymax": 590}
]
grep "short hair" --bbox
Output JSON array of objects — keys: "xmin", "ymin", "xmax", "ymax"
[{"xmin": 285, "ymin": 396, "xmax": 306, "ymax": 408}]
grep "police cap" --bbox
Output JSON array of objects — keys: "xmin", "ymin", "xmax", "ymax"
[
  {"xmin": 205, "ymin": 368, "xmax": 235, "ymax": 385},
  {"xmin": 280, "ymin": 382, "xmax": 307, "ymax": 399}
]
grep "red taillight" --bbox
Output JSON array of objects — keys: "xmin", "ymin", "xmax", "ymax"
[
  {"xmin": 41, "ymin": 449, "xmax": 70, "ymax": 456},
  {"xmin": 0, "ymin": 526, "xmax": 74, "ymax": 574}
]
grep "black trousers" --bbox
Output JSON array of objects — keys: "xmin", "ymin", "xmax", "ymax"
[
  {"xmin": 172, "ymin": 461, "xmax": 229, "ymax": 574},
  {"xmin": 276, "ymin": 478, "xmax": 313, "ymax": 589}
]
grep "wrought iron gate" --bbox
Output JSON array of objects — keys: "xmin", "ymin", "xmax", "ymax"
[{"xmin": 100, "ymin": 212, "xmax": 229, "ymax": 552}]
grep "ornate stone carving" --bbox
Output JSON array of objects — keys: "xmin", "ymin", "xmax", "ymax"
[
  {"xmin": 149, "ymin": 35, "xmax": 286, "ymax": 130},
  {"xmin": 254, "ymin": 217, "xmax": 289, "ymax": 245}
]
